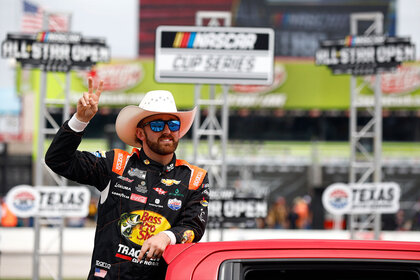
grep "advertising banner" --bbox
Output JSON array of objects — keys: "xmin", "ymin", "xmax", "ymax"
[
  {"xmin": 155, "ymin": 26, "xmax": 274, "ymax": 85},
  {"xmin": 2, "ymin": 32, "xmax": 110, "ymax": 72},
  {"xmin": 17, "ymin": 58, "xmax": 420, "ymax": 110},
  {"xmin": 316, "ymin": 35, "xmax": 416, "ymax": 75},
  {"xmin": 207, "ymin": 188, "xmax": 267, "ymax": 229},
  {"xmin": 5, "ymin": 185, "xmax": 91, "ymax": 218},
  {"xmin": 322, "ymin": 182, "xmax": 400, "ymax": 215}
]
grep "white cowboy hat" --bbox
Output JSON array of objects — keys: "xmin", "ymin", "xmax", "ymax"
[{"xmin": 115, "ymin": 90, "xmax": 196, "ymax": 148}]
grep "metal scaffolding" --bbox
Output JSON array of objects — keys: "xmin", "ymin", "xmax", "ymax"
[
  {"xmin": 193, "ymin": 84, "xmax": 230, "ymax": 189},
  {"xmin": 348, "ymin": 12, "xmax": 383, "ymax": 240},
  {"xmin": 192, "ymin": 12, "xmax": 231, "ymax": 190},
  {"xmin": 33, "ymin": 13, "xmax": 72, "ymax": 280}
]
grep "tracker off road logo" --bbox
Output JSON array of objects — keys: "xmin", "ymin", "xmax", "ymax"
[
  {"xmin": 115, "ymin": 244, "xmax": 160, "ymax": 266},
  {"xmin": 118, "ymin": 210, "xmax": 170, "ymax": 245}
]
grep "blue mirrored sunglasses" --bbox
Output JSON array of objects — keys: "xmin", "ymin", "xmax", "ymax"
[{"xmin": 143, "ymin": 120, "xmax": 181, "ymax": 132}]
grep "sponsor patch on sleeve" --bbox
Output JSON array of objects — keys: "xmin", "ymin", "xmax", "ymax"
[
  {"xmin": 112, "ymin": 149, "xmax": 129, "ymax": 175},
  {"xmin": 92, "ymin": 151, "xmax": 106, "ymax": 158},
  {"xmin": 181, "ymin": 230, "xmax": 195, "ymax": 244},
  {"xmin": 200, "ymin": 197, "xmax": 208, "ymax": 207}
]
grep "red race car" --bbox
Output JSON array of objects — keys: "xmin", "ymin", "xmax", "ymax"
[{"xmin": 163, "ymin": 239, "xmax": 420, "ymax": 280}]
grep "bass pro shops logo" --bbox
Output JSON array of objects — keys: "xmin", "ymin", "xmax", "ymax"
[{"xmin": 118, "ymin": 210, "xmax": 170, "ymax": 245}]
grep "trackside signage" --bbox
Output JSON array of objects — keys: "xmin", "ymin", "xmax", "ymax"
[
  {"xmin": 1, "ymin": 32, "xmax": 110, "ymax": 72},
  {"xmin": 208, "ymin": 188, "xmax": 267, "ymax": 229},
  {"xmin": 322, "ymin": 182, "xmax": 400, "ymax": 215},
  {"xmin": 155, "ymin": 25, "xmax": 275, "ymax": 85},
  {"xmin": 5, "ymin": 185, "xmax": 90, "ymax": 218},
  {"xmin": 316, "ymin": 35, "xmax": 415, "ymax": 75}
]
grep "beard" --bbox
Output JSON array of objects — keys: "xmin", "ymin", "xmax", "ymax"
[{"xmin": 144, "ymin": 132, "xmax": 179, "ymax": 155}]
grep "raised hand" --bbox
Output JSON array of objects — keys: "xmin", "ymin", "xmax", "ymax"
[{"xmin": 76, "ymin": 77, "xmax": 103, "ymax": 123}]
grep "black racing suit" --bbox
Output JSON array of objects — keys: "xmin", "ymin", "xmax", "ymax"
[{"xmin": 45, "ymin": 121, "xmax": 210, "ymax": 279}]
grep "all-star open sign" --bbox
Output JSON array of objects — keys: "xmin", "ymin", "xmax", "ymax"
[
  {"xmin": 316, "ymin": 35, "xmax": 415, "ymax": 75},
  {"xmin": 1, "ymin": 31, "xmax": 110, "ymax": 72},
  {"xmin": 155, "ymin": 26, "xmax": 274, "ymax": 85}
]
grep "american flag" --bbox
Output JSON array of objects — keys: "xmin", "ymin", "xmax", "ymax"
[
  {"xmin": 48, "ymin": 13, "xmax": 70, "ymax": 32},
  {"xmin": 94, "ymin": 267, "xmax": 108, "ymax": 278},
  {"xmin": 21, "ymin": 0, "xmax": 44, "ymax": 33},
  {"xmin": 21, "ymin": 0, "xmax": 69, "ymax": 33}
]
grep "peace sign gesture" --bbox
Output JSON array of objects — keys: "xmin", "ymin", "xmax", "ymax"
[{"xmin": 76, "ymin": 77, "xmax": 104, "ymax": 123}]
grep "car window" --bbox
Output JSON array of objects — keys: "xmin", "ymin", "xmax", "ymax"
[{"xmin": 219, "ymin": 260, "xmax": 420, "ymax": 280}]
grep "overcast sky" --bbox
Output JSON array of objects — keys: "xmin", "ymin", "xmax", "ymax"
[
  {"xmin": 0, "ymin": 0, "xmax": 419, "ymax": 91},
  {"xmin": 0, "ymin": 0, "xmax": 138, "ymax": 91}
]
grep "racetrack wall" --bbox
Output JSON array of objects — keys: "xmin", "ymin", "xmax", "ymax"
[{"xmin": 1, "ymin": 227, "xmax": 420, "ymax": 279}]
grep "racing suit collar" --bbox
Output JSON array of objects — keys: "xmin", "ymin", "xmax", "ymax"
[{"xmin": 139, "ymin": 148, "xmax": 177, "ymax": 173}]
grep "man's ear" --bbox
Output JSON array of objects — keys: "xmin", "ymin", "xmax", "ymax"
[{"xmin": 136, "ymin": 127, "xmax": 145, "ymax": 141}]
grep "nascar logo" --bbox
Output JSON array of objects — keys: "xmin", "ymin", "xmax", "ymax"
[
  {"xmin": 172, "ymin": 32, "xmax": 257, "ymax": 50},
  {"xmin": 343, "ymin": 35, "xmax": 386, "ymax": 47},
  {"xmin": 36, "ymin": 32, "xmax": 82, "ymax": 43}
]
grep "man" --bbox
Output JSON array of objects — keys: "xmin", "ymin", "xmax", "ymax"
[{"xmin": 45, "ymin": 78, "xmax": 209, "ymax": 279}]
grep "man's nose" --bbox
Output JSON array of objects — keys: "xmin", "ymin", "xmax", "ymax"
[{"xmin": 161, "ymin": 123, "xmax": 171, "ymax": 133}]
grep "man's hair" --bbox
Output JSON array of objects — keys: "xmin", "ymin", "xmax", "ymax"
[{"xmin": 135, "ymin": 120, "xmax": 144, "ymax": 146}]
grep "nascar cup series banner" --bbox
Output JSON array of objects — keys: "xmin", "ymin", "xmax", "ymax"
[
  {"xmin": 155, "ymin": 26, "xmax": 275, "ymax": 85},
  {"xmin": 5, "ymin": 185, "xmax": 91, "ymax": 218},
  {"xmin": 1, "ymin": 32, "xmax": 110, "ymax": 72}
]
